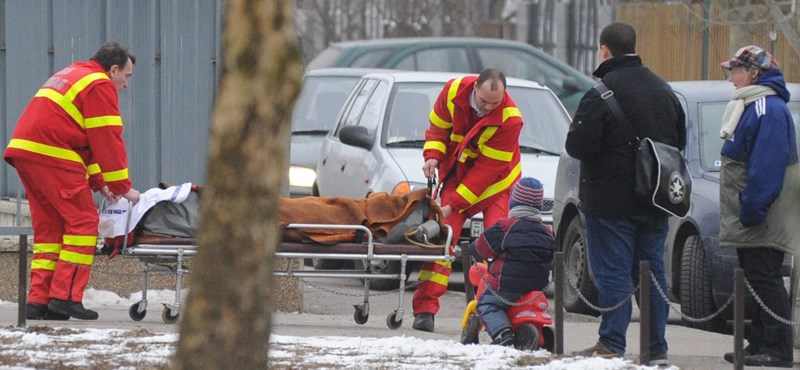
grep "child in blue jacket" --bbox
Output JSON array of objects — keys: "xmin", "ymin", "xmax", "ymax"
[{"xmin": 469, "ymin": 177, "xmax": 555, "ymax": 347}]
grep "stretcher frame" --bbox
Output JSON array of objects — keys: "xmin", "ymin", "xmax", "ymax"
[{"xmin": 116, "ymin": 214, "xmax": 454, "ymax": 327}]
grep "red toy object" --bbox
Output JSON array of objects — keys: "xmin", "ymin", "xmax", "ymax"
[{"xmin": 460, "ymin": 262, "xmax": 554, "ymax": 351}]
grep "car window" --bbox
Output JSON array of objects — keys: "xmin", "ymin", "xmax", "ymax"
[
  {"xmin": 384, "ymin": 82, "xmax": 440, "ymax": 146},
  {"xmin": 291, "ymin": 76, "xmax": 361, "ymax": 132},
  {"xmin": 508, "ymin": 86, "xmax": 570, "ymax": 154},
  {"xmin": 476, "ymin": 48, "xmax": 570, "ymax": 96},
  {"xmin": 350, "ymin": 49, "xmax": 396, "ymax": 67},
  {"xmin": 357, "ymin": 80, "xmax": 389, "ymax": 135},
  {"xmin": 306, "ymin": 47, "xmax": 345, "ymax": 69},
  {"xmin": 382, "ymin": 83, "xmax": 569, "ymax": 154},
  {"xmin": 698, "ymin": 101, "xmax": 800, "ymax": 171},
  {"xmin": 394, "ymin": 47, "xmax": 471, "ymax": 73},
  {"xmin": 335, "ymin": 79, "xmax": 379, "ymax": 136}
]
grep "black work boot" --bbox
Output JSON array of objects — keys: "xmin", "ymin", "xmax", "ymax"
[
  {"xmin": 48, "ymin": 298, "xmax": 99, "ymax": 320},
  {"xmin": 26, "ymin": 302, "xmax": 70, "ymax": 321},
  {"xmin": 491, "ymin": 328, "xmax": 515, "ymax": 347},
  {"xmin": 412, "ymin": 313, "xmax": 434, "ymax": 332}
]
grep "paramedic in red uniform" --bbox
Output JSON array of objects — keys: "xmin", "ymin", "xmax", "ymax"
[
  {"xmin": 4, "ymin": 41, "xmax": 141, "ymax": 320},
  {"xmin": 413, "ymin": 68, "xmax": 523, "ymax": 332}
]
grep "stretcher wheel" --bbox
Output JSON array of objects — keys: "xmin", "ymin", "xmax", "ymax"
[
  {"xmin": 162, "ymin": 307, "xmax": 180, "ymax": 324},
  {"xmin": 128, "ymin": 302, "xmax": 146, "ymax": 321},
  {"xmin": 386, "ymin": 311, "xmax": 402, "ymax": 329},
  {"xmin": 460, "ymin": 313, "xmax": 480, "ymax": 345},
  {"xmin": 542, "ymin": 326, "xmax": 555, "ymax": 352},
  {"xmin": 353, "ymin": 306, "xmax": 369, "ymax": 325},
  {"xmin": 514, "ymin": 323, "xmax": 540, "ymax": 351}
]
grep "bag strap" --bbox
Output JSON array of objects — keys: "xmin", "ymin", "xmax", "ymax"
[{"xmin": 593, "ymin": 81, "xmax": 640, "ymax": 146}]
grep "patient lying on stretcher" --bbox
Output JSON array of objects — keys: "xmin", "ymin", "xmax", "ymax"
[{"xmin": 99, "ymin": 185, "xmax": 445, "ymax": 258}]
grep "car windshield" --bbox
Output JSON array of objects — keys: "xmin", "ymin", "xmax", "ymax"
[
  {"xmin": 699, "ymin": 101, "xmax": 800, "ymax": 171},
  {"xmin": 383, "ymin": 82, "xmax": 569, "ymax": 154},
  {"xmin": 291, "ymin": 76, "xmax": 360, "ymax": 132}
]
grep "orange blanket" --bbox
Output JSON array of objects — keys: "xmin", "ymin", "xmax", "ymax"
[{"xmin": 278, "ymin": 189, "xmax": 444, "ymax": 244}]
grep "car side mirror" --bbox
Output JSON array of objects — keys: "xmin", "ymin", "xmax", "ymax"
[
  {"xmin": 339, "ymin": 125, "xmax": 374, "ymax": 150},
  {"xmin": 562, "ymin": 76, "xmax": 583, "ymax": 93}
]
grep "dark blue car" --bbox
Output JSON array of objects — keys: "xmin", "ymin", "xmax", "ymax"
[{"xmin": 552, "ymin": 80, "xmax": 800, "ymax": 333}]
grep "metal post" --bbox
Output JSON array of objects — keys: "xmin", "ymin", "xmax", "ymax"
[
  {"xmin": 554, "ymin": 251, "xmax": 564, "ymax": 355},
  {"xmin": 639, "ymin": 261, "xmax": 650, "ymax": 365},
  {"xmin": 17, "ymin": 234, "xmax": 27, "ymax": 328},
  {"xmin": 461, "ymin": 241, "xmax": 475, "ymax": 303},
  {"xmin": 734, "ymin": 269, "xmax": 745, "ymax": 370}
]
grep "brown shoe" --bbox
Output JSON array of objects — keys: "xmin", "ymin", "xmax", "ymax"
[{"xmin": 570, "ymin": 341, "xmax": 620, "ymax": 359}]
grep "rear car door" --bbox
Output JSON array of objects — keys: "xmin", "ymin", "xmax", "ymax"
[{"xmin": 316, "ymin": 78, "xmax": 390, "ymax": 197}]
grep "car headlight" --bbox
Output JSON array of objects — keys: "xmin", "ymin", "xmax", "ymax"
[
  {"xmin": 289, "ymin": 166, "xmax": 316, "ymax": 188},
  {"xmin": 391, "ymin": 181, "xmax": 428, "ymax": 195}
]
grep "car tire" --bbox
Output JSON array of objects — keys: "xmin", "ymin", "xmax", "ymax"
[
  {"xmin": 679, "ymin": 235, "xmax": 726, "ymax": 332},
  {"xmin": 357, "ymin": 260, "xmax": 404, "ymax": 291},
  {"xmin": 561, "ymin": 216, "xmax": 600, "ymax": 317}
]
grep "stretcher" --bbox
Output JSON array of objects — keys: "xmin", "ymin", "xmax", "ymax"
[{"xmin": 115, "ymin": 218, "xmax": 454, "ymax": 328}]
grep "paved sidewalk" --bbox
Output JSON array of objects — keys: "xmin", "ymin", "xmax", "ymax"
[{"xmin": 1, "ymin": 274, "xmax": 798, "ymax": 369}]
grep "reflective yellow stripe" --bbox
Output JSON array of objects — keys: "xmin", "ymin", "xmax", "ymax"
[
  {"xmin": 35, "ymin": 72, "xmax": 110, "ymax": 129},
  {"xmin": 102, "ymin": 168, "xmax": 129, "ymax": 182},
  {"xmin": 423, "ymin": 141, "xmax": 447, "ymax": 154},
  {"xmin": 477, "ymin": 127, "xmax": 497, "ymax": 145},
  {"xmin": 31, "ymin": 259, "xmax": 56, "ymax": 271},
  {"xmin": 446, "ymin": 77, "xmax": 462, "ymax": 120},
  {"xmin": 459, "ymin": 149, "xmax": 479, "ymax": 163},
  {"xmin": 35, "ymin": 89, "xmax": 85, "ymax": 126},
  {"xmin": 480, "ymin": 145, "xmax": 514, "ymax": 162},
  {"xmin": 456, "ymin": 162, "xmax": 521, "ymax": 205},
  {"xmin": 418, "ymin": 261, "xmax": 452, "ymax": 287},
  {"xmin": 87, "ymin": 163, "xmax": 101, "ymax": 175},
  {"xmin": 85, "ymin": 115, "xmax": 123, "ymax": 129},
  {"xmin": 63, "ymin": 234, "xmax": 97, "ymax": 247},
  {"xmin": 429, "ymin": 111, "xmax": 452, "ymax": 129},
  {"xmin": 33, "ymin": 243, "xmax": 61, "ymax": 253},
  {"xmin": 60, "ymin": 250, "xmax": 95, "ymax": 265},
  {"xmin": 7, "ymin": 139, "xmax": 85, "ymax": 165},
  {"xmin": 503, "ymin": 107, "xmax": 522, "ymax": 122},
  {"xmin": 450, "ymin": 133, "xmax": 464, "ymax": 143}
]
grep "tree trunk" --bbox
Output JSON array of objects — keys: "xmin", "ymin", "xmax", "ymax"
[{"xmin": 173, "ymin": 0, "xmax": 302, "ymax": 368}]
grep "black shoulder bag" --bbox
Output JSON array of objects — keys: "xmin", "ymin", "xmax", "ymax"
[{"xmin": 594, "ymin": 81, "xmax": 692, "ymax": 218}]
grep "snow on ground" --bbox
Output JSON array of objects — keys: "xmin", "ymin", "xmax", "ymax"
[{"xmin": 0, "ymin": 290, "xmax": 674, "ymax": 370}]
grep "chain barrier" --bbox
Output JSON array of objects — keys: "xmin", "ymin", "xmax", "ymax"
[
  {"xmin": 562, "ymin": 260, "xmax": 638, "ymax": 313},
  {"xmin": 744, "ymin": 278, "xmax": 800, "ymax": 328},
  {"xmin": 647, "ymin": 271, "xmax": 734, "ymax": 324}
]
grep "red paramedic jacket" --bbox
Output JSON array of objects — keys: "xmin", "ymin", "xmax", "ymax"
[
  {"xmin": 422, "ymin": 75, "xmax": 522, "ymax": 215},
  {"xmin": 4, "ymin": 60, "xmax": 132, "ymax": 195}
]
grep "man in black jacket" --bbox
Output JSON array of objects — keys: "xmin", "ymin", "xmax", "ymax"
[{"xmin": 565, "ymin": 22, "xmax": 686, "ymax": 365}]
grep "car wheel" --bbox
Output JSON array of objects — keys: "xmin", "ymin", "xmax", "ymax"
[
  {"xmin": 679, "ymin": 235, "xmax": 726, "ymax": 332},
  {"xmin": 358, "ymin": 260, "xmax": 404, "ymax": 291},
  {"xmin": 561, "ymin": 216, "xmax": 600, "ymax": 317}
]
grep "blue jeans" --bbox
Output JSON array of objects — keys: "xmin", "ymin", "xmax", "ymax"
[
  {"xmin": 477, "ymin": 290, "xmax": 522, "ymax": 338},
  {"xmin": 584, "ymin": 213, "xmax": 669, "ymax": 356}
]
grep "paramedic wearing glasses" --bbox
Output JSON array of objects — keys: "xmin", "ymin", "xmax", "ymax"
[
  {"xmin": 413, "ymin": 68, "xmax": 523, "ymax": 333},
  {"xmin": 4, "ymin": 41, "xmax": 141, "ymax": 321}
]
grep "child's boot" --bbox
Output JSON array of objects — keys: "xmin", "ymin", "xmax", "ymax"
[{"xmin": 491, "ymin": 328, "xmax": 515, "ymax": 347}]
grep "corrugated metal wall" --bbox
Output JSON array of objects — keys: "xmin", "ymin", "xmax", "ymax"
[
  {"xmin": 619, "ymin": 2, "xmax": 800, "ymax": 83},
  {"xmin": 0, "ymin": 0, "xmax": 223, "ymax": 197}
]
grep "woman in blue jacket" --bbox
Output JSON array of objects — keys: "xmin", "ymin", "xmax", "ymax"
[{"xmin": 719, "ymin": 45, "xmax": 799, "ymax": 368}]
